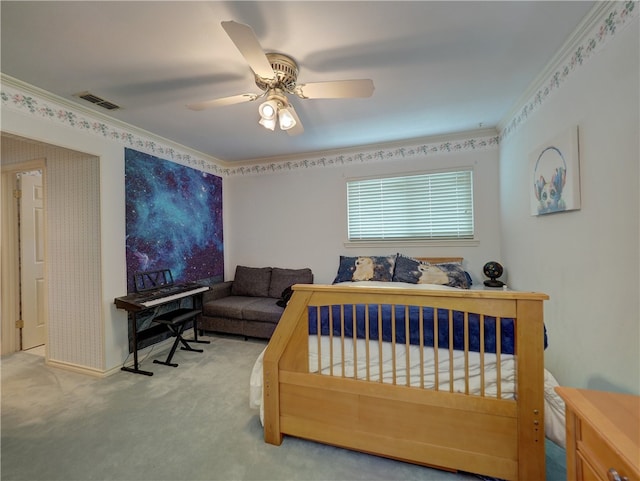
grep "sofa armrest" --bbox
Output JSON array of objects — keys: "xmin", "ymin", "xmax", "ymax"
[{"xmin": 203, "ymin": 281, "xmax": 233, "ymax": 302}]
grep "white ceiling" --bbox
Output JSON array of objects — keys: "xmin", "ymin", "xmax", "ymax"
[{"xmin": 1, "ymin": 1, "xmax": 595, "ymax": 163}]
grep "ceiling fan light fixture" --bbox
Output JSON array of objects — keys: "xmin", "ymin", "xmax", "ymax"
[
  {"xmin": 258, "ymin": 99, "xmax": 278, "ymax": 120},
  {"xmin": 258, "ymin": 117, "xmax": 276, "ymax": 131},
  {"xmin": 257, "ymin": 89, "xmax": 296, "ymax": 132},
  {"xmin": 187, "ymin": 21, "xmax": 374, "ymax": 136},
  {"xmin": 278, "ymin": 107, "xmax": 297, "ymax": 131}
]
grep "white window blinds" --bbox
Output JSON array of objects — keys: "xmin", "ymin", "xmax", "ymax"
[{"xmin": 347, "ymin": 170, "xmax": 474, "ymax": 241}]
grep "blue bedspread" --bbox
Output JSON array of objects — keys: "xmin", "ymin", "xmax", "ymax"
[{"xmin": 308, "ymin": 304, "xmax": 548, "ymax": 355}]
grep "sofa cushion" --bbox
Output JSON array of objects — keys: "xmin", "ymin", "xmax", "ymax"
[
  {"xmin": 232, "ymin": 266, "xmax": 272, "ymax": 297},
  {"xmin": 268, "ymin": 267, "xmax": 314, "ymax": 298},
  {"xmin": 203, "ymin": 296, "xmax": 258, "ymax": 319},
  {"xmin": 241, "ymin": 297, "xmax": 284, "ymax": 323},
  {"xmin": 203, "ymin": 296, "xmax": 283, "ymax": 324}
]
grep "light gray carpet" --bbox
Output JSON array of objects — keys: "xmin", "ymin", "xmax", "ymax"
[{"xmin": 1, "ymin": 334, "xmax": 566, "ymax": 481}]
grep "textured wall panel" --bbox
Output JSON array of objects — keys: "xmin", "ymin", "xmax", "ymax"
[{"xmin": 2, "ymin": 135, "xmax": 104, "ymax": 370}]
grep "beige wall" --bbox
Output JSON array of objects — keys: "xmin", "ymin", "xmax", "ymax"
[
  {"xmin": 1, "ymin": 93, "xmax": 222, "ymax": 374},
  {"xmin": 1, "ymin": 125, "xmax": 125, "ymax": 374},
  {"xmin": 2, "ymin": 136, "xmax": 104, "ymax": 370},
  {"xmin": 1, "ymin": 4, "xmax": 637, "ymax": 387},
  {"xmin": 499, "ymin": 18, "xmax": 639, "ymax": 394},
  {"xmin": 225, "ymin": 140, "xmax": 501, "ymax": 285}
]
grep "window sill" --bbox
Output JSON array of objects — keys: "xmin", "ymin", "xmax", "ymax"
[{"xmin": 344, "ymin": 239, "xmax": 480, "ymax": 248}]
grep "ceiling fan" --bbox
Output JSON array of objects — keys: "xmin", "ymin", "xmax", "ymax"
[{"xmin": 187, "ymin": 21, "xmax": 375, "ymax": 135}]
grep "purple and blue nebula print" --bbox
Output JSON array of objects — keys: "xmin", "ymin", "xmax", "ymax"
[{"xmin": 125, "ymin": 148, "xmax": 223, "ymax": 293}]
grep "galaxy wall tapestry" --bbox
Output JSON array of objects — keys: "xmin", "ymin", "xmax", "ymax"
[{"xmin": 125, "ymin": 148, "xmax": 224, "ymax": 293}]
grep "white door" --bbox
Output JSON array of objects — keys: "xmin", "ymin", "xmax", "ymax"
[{"xmin": 19, "ymin": 171, "xmax": 46, "ymax": 349}]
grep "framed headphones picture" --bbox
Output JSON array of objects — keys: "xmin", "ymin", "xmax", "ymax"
[{"xmin": 529, "ymin": 126, "xmax": 581, "ymax": 216}]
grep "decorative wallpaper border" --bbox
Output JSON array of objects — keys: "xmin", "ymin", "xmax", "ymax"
[
  {"xmin": 0, "ymin": 80, "xmax": 499, "ymax": 177},
  {"xmin": 220, "ymin": 134, "xmax": 500, "ymax": 176},
  {"xmin": 2, "ymin": 1, "xmax": 636, "ymax": 177},
  {"xmin": 500, "ymin": 0, "xmax": 637, "ymax": 142},
  {"xmin": 0, "ymin": 82, "xmax": 224, "ymax": 175}
]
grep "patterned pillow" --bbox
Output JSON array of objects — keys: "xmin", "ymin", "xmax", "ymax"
[
  {"xmin": 392, "ymin": 255, "xmax": 470, "ymax": 289},
  {"xmin": 332, "ymin": 255, "xmax": 397, "ymax": 283}
]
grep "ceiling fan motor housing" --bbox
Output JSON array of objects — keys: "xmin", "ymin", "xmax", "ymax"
[{"xmin": 255, "ymin": 53, "xmax": 299, "ymax": 92}]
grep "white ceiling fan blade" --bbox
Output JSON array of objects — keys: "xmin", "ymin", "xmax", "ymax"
[
  {"xmin": 187, "ymin": 93, "xmax": 259, "ymax": 111},
  {"xmin": 221, "ymin": 20, "xmax": 275, "ymax": 80},
  {"xmin": 294, "ymin": 79, "xmax": 374, "ymax": 99},
  {"xmin": 286, "ymin": 104, "xmax": 304, "ymax": 136}
]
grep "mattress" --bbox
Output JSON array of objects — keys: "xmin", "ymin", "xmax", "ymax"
[{"xmin": 249, "ymin": 344, "xmax": 566, "ymax": 448}]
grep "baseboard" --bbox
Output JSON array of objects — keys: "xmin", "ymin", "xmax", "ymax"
[
  {"xmin": 46, "ymin": 359, "xmax": 108, "ymax": 378},
  {"xmin": 106, "ymin": 336, "xmax": 179, "ymax": 376},
  {"xmin": 46, "ymin": 337, "xmax": 177, "ymax": 378}
]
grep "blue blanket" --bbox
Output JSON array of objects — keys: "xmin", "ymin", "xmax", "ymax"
[{"xmin": 308, "ymin": 304, "xmax": 548, "ymax": 355}]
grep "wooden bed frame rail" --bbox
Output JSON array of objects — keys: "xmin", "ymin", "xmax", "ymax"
[{"xmin": 263, "ymin": 283, "xmax": 548, "ymax": 481}]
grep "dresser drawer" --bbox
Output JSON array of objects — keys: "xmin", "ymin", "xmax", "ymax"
[
  {"xmin": 556, "ymin": 388, "xmax": 639, "ymax": 481},
  {"xmin": 579, "ymin": 420, "xmax": 637, "ymax": 481},
  {"xmin": 577, "ymin": 449, "xmax": 606, "ymax": 481}
]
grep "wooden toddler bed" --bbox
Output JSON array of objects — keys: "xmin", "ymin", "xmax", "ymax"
[{"xmin": 261, "ymin": 259, "xmax": 549, "ymax": 481}]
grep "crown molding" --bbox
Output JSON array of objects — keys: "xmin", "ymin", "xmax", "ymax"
[
  {"xmin": 235, "ymin": 127, "xmax": 500, "ymax": 167},
  {"xmin": 1, "ymin": 73, "xmax": 226, "ymax": 174},
  {"xmin": 3, "ymin": 1, "xmax": 636, "ymax": 176},
  {"xmin": 498, "ymin": 0, "xmax": 638, "ymax": 140},
  {"xmin": 224, "ymin": 134, "xmax": 500, "ymax": 177},
  {"xmin": 1, "ymin": 73, "xmax": 498, "ymax": 177},
  {"xmin": 223, "ymin": 127, "xmax": 499, "ymax": 176}
]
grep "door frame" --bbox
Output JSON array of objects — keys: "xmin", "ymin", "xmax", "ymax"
[{"xmin": 1, "ymin": 158, "xmax": 47, "ymax": 356}]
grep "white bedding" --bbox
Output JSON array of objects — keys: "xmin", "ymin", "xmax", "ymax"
[
  {"xmin": 249, "ymin": 341, "xmax": 567, "ymax": 448},
  {"xmin": 333, "ymin": 280, "xmax": 463, "ymax": 290},
  {"xmin": 309, "ymin": 336, "xmax": 516, "ymax": 396}
]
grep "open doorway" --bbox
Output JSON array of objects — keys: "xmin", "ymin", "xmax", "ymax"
[
  {"xmin": 18, "ymin": 170, "xmax": 46, "ymax": 350},
  {"xmin": 1, "ymin": 159, "xmax": 47, "ymax": 356},
  {"xmin": 2, "ymin": 133, "xmax": 103, "ymax": 369}
]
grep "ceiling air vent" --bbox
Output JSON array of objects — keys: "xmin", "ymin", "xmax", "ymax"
[{"xmin": 74, "ymin": 91, "xmax": 121, "ymax": 111}]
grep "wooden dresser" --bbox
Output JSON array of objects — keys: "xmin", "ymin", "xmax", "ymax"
[{"xmin": 555, "ymin": 387, "xmax": 640, "ymax": 481}]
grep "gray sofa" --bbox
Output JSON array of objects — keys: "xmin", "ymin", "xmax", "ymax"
[{"xmin": 198, "ymin": 265, "xmax": 314, "ymax": 340}]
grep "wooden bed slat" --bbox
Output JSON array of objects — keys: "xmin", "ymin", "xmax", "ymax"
[
  {"xmin": 280, "ymin": 369, "xmax": 518, "ymax": 416},
  {"xmin": 278, "ymin": 384, "xmax": 519, "ymax": 479},
  {"xmin": 280, "ymin": 414, "xmax": 519, "ymax": 481}
]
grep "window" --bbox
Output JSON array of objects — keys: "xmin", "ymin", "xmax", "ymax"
[{"xmin": 346, "ymin": 170, "xmax": 474, "ymax": 242}]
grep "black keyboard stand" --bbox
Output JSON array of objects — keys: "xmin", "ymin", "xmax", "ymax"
[
  {"xmin": 114, "ymin": 271, "xmax": 211, "ymax": 375},
  {"xmin": 121, "ymin": 309, "xmax": 154, "ymax": 376},
  {"xmin": 187, "ymin": 317, "xmax": 210, "ymax": 345},
  {"xmin": 152, "ymin": 309, "xmax": 203, "ymax": 367}
]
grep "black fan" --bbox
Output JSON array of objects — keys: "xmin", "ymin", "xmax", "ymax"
[{"xmin": 483, "ymin": 261, "xmax": 504, "ymax": 288}]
